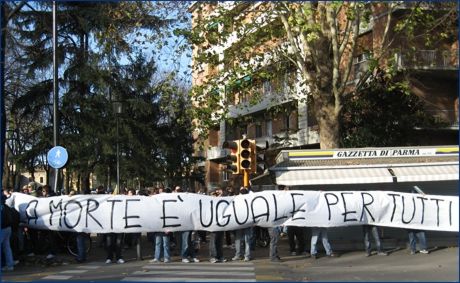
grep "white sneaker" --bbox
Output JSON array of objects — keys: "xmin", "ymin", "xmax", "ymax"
[
  {"xmin": 105, "ymin": 259, "xmax": 112, "ymax": 264},
  {"xmin": 420, "ymin": 249, "xmax": 430, "ymax": 254},
  {"xmin": 182, "ymin": 258, "xmax": 190, "ymax": 263},
  {"xmin": 46, "ymin": 254, "xmax": 55, "ymax": 260},
  {"xmin": 27, "ymin": 252, "xmax": 35, "ymax": 257},
  {"xmin": 117, "ymin": 258, "xmax": 125, "ymax": 264},
  {"xmin": 149, "ymin": 258, "xmax": 159, "ymax": 263},
  {"xmin": 192, "ymin": 258, "xmax": 200, "ymax": 263},
  {"xmin": 163, "ymin": 259, "xmax": 171, "ymax": 263}
]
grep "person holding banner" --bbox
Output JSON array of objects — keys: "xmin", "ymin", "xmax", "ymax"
[
  {"xmin": 363, "ymin": 225, "xmax": 388, "ymax": 256},
  {"xmin": 175, "ymin": 186, "xmax": 200, "ymax": 263},
  {"xmin": 310, "ymin": 227, "xmax": 338, "ymax": 259},
  {"xmin": 105, "ymin": 233, "xmax": 125, "ymax": 264},
  {"xmin": 279, "ymin": 185, "xmax": 307, "ymax": 256},
  {"xmin": 150, "ymin": 188, "xmax": 171, "ymax": 263},
  {"xmin": 208, "ymin": 188, "xmax": 227, "ymax": 263},
  {"xmin": 268, "ymin": 225, "xmax": 282, "ymax": 262},
  {"xmin": 232, "ymin": 186, "xmax": 253, "ymax": 262},
  {"xmin": 407, "ymin": 229, "xmax": 429, "ymax": 255},
  {"xmin": 1, "ymin": 195, "xmax": 15, "ymax": 272},
  {"xmin": 407, "ymin": 186, "xmax": 430, "ymax": 255}
]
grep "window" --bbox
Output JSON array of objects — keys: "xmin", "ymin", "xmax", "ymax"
[
  {"xmin": 353, "ymin": 53, "xmax": 371, "ymax": 80},
  {"xmin": 354, "ymin": 53, "xmax": 370, "ymax": 64},
  {"xmin": 284, "ymin": 114, "xmax": 290, "ymax": 130},
  {"xmin": 222, "ymin": 170, "xmax": 229, "ymax": 182},
  {"xmin": 40, "ymin": 177, "xmax": 44, "ymax": 183},
  {"xmin": 255, "ymin": 123, "xmax": 263, "ymax": 138},
  {"xmin": 226, "ymin": 123, "xmax": 237, "ymax": 140},
  {"xmin": 266, "ymin": 120, "xmax": 272, "ymax": 137},
  {"xmin": 238, "ymin": 124, "xmax": 247, "ymax": 138}
]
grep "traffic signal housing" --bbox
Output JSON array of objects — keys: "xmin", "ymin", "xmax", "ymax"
[
  {"xmin": 239, "ymin": 138, "xmax": 254, "ymax": 172},
  {"xmin": 255, "ymin": 141, "xmax": 269, "ymax": 174},
  {"xmin": 253, "ymin": 144, "xmax": 265, "ymax": 174},
  {"xmin": 223, "ymin": 140, "xmax": 240, "ymax": 174}
]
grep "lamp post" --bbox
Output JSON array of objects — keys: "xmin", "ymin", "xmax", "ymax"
[
  {"xmin": 113, "ymin": 101, "xmax": 122, "ymax": 195},
  {"xmin": 52, "ymin": 1, "xmax": 60, "ymax": 194}
]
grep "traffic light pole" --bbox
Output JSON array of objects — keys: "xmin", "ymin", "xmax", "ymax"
[{"xmin": 243, "ymin": 169, "xmax": 249, "ymax": 187}]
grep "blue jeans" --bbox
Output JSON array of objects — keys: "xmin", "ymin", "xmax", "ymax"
[
  {"xmin": 180, "ymin": 231, "xmax": 195, "ymax": 259},
  {"xmin": 408, "ymin": 230, "xmax": 427, "ymax": 252},
  {"xmin": 76, "ymin": 233, "xmax": 87, "ymax": 261},
  {"xmin": 234, "ymin": 228, "xmax": 252, "ymax": 259},
  {"xmin": 268, "ymin": 227, "xmax": 281, "ymax": 259},
  {"xmin": 1, "ymin": 227, "xmax": 14, "ymax": 268},
  {"xmin": 310, "ymin": 227, "xmax": 333, "ymax": 256},
  {"xmin": 154, "ymin": 233, "xmax": 171, "ymax": 261},
  {"xmin": 363, "ymin": 225, "xmax": 383, "ymax": 253}
]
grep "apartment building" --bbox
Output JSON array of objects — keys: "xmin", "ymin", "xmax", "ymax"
[{"xmin": 189, "ymin": 2, "xmax": 458, "ymax": 192}]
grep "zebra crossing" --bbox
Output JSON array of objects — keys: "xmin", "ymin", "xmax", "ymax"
[
  {"xmin": 40, "ymin": 265, "xmax": 100, "ymax": 281},
  {"xmin": 122, "ymin": 262, "xmax": 256, "ymax": 282},
  {"xmin": 38, "ymin": 261, "xmax": 256, "ymax": 282}
]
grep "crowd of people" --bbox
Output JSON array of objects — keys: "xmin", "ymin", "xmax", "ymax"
[{"xmin": 0, "ymin": 184, "xmax": 431, "ymax": 272}]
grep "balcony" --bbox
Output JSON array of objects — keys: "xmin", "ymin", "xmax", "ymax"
[
  {"xmin": 395, "ymin": 50, "xmax": 459, "ymax": 71},
  {"xmin": 207, "ymin": 146, "xmax": 229, "ymax": 161}
]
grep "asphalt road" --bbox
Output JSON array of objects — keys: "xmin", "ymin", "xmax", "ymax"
[{"xmin": 2, "ymin": 236, "xmax": 458, "ymax": 282}]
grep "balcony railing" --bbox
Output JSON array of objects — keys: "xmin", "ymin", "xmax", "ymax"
[
  {"xmin": 424, "ymin": 109, "xmax": 459, "ymax": 129},
  {"xmin": 395, "ymin": 49, "xmax": 459, "ymax": 70}
]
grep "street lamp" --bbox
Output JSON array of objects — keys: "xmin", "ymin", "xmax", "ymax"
[{"xmin": 113, "ymin": 101, "xmax": 122, "ymax": 195}]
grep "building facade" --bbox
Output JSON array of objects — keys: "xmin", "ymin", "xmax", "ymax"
[{"xmin": 189, "ymin": 2, "xmax": 458, "ymax": 192}]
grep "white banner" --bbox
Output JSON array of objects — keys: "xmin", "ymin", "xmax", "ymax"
[{"xmin": 6, "ymin": 191, "xmax": 458, "ymax": 233}]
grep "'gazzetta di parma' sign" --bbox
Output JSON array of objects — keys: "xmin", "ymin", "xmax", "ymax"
[{"xmin": 6, "ymin": 191, "xmax": 458, "ymax": 233}]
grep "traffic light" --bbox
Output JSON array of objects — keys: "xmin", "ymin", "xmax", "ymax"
[
  {"xmin": 255, "ymin": 141, "xmax": 269, "ymax": 174},
  {"xmin": 239, "ymin": 138, "xmax": 254, "ymax": 172},
  {"xmin": 255, "ymin": 144, "xmax": 264, "ymax": 174},
  {"xmin": 222, "ymin": 140, "xmax": 240, "ymax": 174}
]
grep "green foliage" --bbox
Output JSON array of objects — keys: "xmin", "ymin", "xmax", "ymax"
[{"xmin": 341, "ymin": 71, "xmax": 439, "ymax": 148}]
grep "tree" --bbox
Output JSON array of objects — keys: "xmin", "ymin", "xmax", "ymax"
[
  {"xmin": 188, "ymin": 2, "xmax": 458, "ymax": 149},
  {"xmin": 340, "ymin": 70, "xmax": 439, "ymax": 148},
  {"xmin": 3, "ymin": 1, "xmax": 193, "ymax": 191},
  {"xmin": 1, "ymin": 1, "xmax": 28, "ymax": 189}
]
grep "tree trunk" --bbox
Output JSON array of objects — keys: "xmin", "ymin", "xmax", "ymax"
[
  {"xmin": 82, "ymin": 172, "xmax": 90, "ymax": 192},
  {"xmin": 1, "ymin": 3, "xmax": 6, "ymax": 189},
  {"xmin": 314, "ymin": 96, "xmax": 340, "ymax": 149},
  {"xmin": 77, "ymin": 173, "xmax": 81, "ymax": 192},
  {"xmin": 65, "ymin": 170, "xmax": 70, "ymax": 194}
]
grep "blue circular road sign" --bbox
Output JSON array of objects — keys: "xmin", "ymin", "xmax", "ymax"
[{"xmin": 47, "ymin": 146, "xmax": 68, "ymax": 169}]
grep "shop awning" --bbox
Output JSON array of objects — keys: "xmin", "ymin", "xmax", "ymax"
[
  {"xmin": 274, "ymin": 163, "xmax": 459, "ymax": 186},
  {"xmin": 271, "ymin": 146, "xmax": 459, "ymax": 186},
  {"xmin": 275, "ymin": 167, "xmax": 395, "ymax": 186},
  {"xmin": 390, "ymin": 164, "xmax": 459, "ymax": 182}
]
